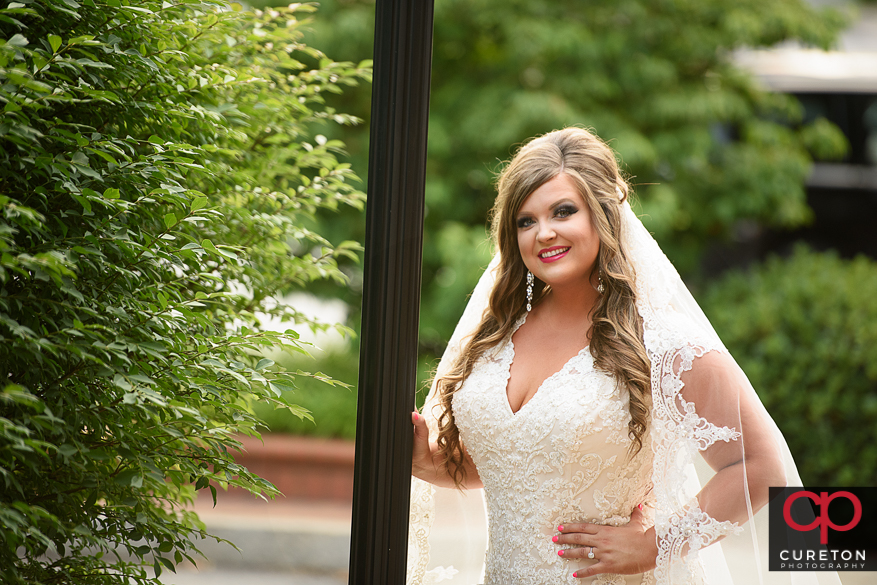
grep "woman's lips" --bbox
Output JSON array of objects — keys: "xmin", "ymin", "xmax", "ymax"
[{"xmin": 539, "ymin": 246, "xmax": 570, "ymax": 263}]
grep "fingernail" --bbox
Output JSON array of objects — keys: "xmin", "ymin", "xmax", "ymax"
[
  {"xmin": 552, "ymin": 535, "xmax": 558, "ymax": 543},
  {"xmin": 573, "ymin": 572, "xmax": 578, "ymax": 578},
  {"xmin": 638, "ymin": 503, "xmax": 643, "ymax": 510},
  {"xmin": 413, "ymin": 413, "xmax": 420, "ymax": 422},
  {"xmin": 558, "ymin": 550, "xmax": 564, "ymax": 556},
  {"xmin": 557, "ymin": 525, "xmax": 564, "ymax": 531}
]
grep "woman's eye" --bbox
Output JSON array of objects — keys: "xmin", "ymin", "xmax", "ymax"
[
  {"xmin": 516, "ymin": 217, "xmax": 534, "ymax": 228},
  {"xmin": 555, "ymin": 205, "xmax": 578, "ymax": 218}
]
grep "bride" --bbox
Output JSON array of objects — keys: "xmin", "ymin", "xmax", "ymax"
[{"xmin": 408, "ymin": 127, "xmax": 839, "ymax": 584}]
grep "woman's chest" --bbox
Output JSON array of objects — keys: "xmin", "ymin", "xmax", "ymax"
[{"xmin": 452, "ymin": 341, "xmax": 633, "ymax": 457}]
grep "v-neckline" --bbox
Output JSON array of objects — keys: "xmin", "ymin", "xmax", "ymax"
[{"xmin": 502, "ymin": 314, "xmax": 590, "ymax": 417}]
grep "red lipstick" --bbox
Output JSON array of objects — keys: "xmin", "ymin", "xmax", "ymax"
[{"xmin": 538, "ymin": 246, "xmax": 570, "ymax": 263}]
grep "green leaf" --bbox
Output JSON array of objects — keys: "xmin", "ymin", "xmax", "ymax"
[
  {"xmin": 48, "ymin": 34, "xmax": 62, "ymax": 53},
  {"xmin": 159, "ymin": 556, "xmax": 176, "ymax": 573},
  {"xmin": 103, "ymin": 188, "xmax": 120, "ymax": 199},
  {"xmin": 57, "ymin": 444, "xmax": 78, "ymax": 458},
  {"xmin": 270, "ymin": 380, "xmax": 296, "ymax": 394},
  {"xmin": 71, "ymin": 194, "xmax": 92, "ymax": 214},
  {"xmin": 32, "ymin": 53, "xmax": 48, "ymax": 72},
  {"xmin": 190, "ymin": 197, "xmax": 208, "ymax": 211},
  {"xmin": 215, "ymin": 246, "xmax": 238, "ymax": 260},
  {"xmin": 87, "ymin": 148, "xmax": 118, "ymax": 165},
  {"xmin": 163, "ymin": 213, "xmax": 177, "ymax": 230},
  {"xmin": 115, "ymin": 469, "xmax": 143, "ymax": 487},
  {"xmin": 201, "ymin": 239, "xmax": 219, "ymax": 254},
  {"xmin": 8, "ymin": 34, "xmax": 28, "ymax": 48}
]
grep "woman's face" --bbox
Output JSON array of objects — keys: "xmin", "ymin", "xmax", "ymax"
[{"xmin": 515, "ymin": 173, "xmax": 600, "ymax": 292}]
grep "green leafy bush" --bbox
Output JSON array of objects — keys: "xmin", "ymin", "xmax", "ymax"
[
  {"xmin": 0, "ymin": 1, "xmax": 369, "ymax": 583},
  {"xmin": 701, "ymin": 247, "xmax": 877, "ymax": 486}
]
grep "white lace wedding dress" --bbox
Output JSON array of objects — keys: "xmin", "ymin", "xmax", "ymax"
[
  {"xmin": 452, "ymin": 315, "xmax": 655, "ymax": 585},
  {"xmin": 407, "ymin": 201, "xmax": 842, "ymax": 585}
]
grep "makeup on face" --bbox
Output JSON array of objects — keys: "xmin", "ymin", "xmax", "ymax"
[{"xmin": 515, "ymin": 174, "xmax": 600, "ymax": 291}]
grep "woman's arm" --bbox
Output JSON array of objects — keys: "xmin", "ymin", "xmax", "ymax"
[
  {"xmin": 411, "ymin": 411, "xmax": 483, "ymax": 489},
  {"xmin": 679, "ymin": 350, "xmax": 787, "ymax": 522}
]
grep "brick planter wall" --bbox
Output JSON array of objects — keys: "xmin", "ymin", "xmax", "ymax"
[{"xmin": 228, "ymin": 434, "xmax": 355, "ymax": 503}]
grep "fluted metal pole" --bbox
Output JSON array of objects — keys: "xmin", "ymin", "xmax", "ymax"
[{"xmin": 348, "ymin": 0, "xmax": 435, "ymax": 583}]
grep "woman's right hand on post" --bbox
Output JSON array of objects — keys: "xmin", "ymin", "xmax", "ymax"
[
  {"xmin": 411, "ymin": 411, "xmax": 482, "ymax": 489},
  {"xmin": 411, "ymin": 411, "xmax": 434, "ymax": 480}
]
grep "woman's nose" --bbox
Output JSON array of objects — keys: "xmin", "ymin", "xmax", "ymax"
[{"xmin": 537, "ymin": 223, "xmax": 556, "ymax": 242}]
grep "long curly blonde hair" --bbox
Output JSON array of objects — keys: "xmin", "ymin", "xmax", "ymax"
[{"xmin": 435, "ymin": 127, "xmax": 652, "ymax": 486}]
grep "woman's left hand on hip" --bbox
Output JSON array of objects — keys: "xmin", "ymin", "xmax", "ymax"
[{"xmin": 553, "ymin": 505, "xmax": 658, "ymax": 578}]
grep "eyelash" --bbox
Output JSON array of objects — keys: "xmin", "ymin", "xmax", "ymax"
[
  {"xmin": 516, "ymin": 205, "xmax": 578, "ymax": 228},
  {"xmin": 555, "ymin": 204, "xmax": 577, "ymax": 218}
]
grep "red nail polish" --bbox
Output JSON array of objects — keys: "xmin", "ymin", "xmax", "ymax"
[
  {"xmin": 558, "ymin": 550, "xmax": 564, "ymax": 556},
  {"xmin": 573, "ymin": 572, "xmax": 578, "ymax": 578},
  {"xmin": 552, "ymin": 535, "xmax": 558, "ymax": 543},
  {"xmin": 557, "ymin": 525, "xmax": 564, "ymax": 531},
  {"xmin": 638, "ymin": 503, "xmax": 643, "ymax": 510}
]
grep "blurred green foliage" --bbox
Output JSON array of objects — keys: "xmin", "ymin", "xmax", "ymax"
[
  {"xmin": 252, "ymin": 349, "xmax": 360, "ymax": 438},
  {"xmin": 261, "ymin": 0, "xmax": 848, "ymax": 353},
  {"xmin": 702, "ymin": 247, "xmax": 877, "ymax": 487},
  {"xmin": 0, "ymin": 0, "xmax": 367, "ymax": 582},
  {"xmin": 250, "ymin": 345, "xmax": 437, "ymax": 438}
]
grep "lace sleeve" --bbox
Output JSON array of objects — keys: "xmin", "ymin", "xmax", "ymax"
[{"xmin": 650, "ymin": 345, "xmax": 778, "ymax": 583}]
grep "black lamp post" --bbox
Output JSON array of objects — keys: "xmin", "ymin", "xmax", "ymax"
[{"xmin": 348, "ymin": 0, "xmax": 435, "ymax": 583}]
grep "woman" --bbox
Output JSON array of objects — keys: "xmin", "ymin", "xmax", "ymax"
[{"xmin": 408, "ymin": 128, "xmax": 836, "ymax": 585}]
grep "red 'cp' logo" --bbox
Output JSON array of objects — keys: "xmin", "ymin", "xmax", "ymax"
[{"xmin": 783, "ymin": 490, "xmax": 862, "ymax": 545}]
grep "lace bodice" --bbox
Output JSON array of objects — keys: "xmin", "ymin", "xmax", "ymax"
[{"xmin": 452, "ymin": 319, "xmax": 656, "ymax": 585}]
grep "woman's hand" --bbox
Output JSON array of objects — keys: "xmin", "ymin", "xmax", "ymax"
[
  {"xmin": 411, "ymin": 411, "xmax": 483, "ymax": 489},
  {"xmin": 553, "ymin": 505, "xmax": 658, "ymax": 578},
  {"xmin": 411, "ymin": 412, "xmax": 434, "ymax": 480}
]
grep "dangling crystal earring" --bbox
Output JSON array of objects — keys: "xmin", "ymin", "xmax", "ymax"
[
  {"xmin": 596, "ymin": 272, "xmax": 605, "ymax": 295},
  {"xmin": 526, "ymin": 270, "xmax": 534, "ymax": 312}
]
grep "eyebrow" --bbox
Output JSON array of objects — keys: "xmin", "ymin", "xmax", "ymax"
[{"xmin": 549, "ymin": 198, "xmax": 577, "ymax": 210}]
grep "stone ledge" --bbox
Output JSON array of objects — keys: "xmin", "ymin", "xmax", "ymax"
[{"xmin": 227, "ymin": 434, "xmax": 355, "ymax": 503}]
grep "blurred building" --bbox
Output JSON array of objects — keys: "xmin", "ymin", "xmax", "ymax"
[{"xmin": 725, "ymin": 5, "xmax": 877, "ymax": 267}]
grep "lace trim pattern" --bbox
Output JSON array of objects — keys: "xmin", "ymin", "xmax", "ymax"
[
  {"xmin": 423, "ymin": 566, "xmax": 459, "ymax": 583},
  {"xmin": 408, "ymin": 477, "xmax": 437, "ymax": 584},
  {"xmin": 654, "ymin": 505, "xmax": 742, "ymax": 585},
  {"xmin": 646, "ymin": 341, "xmax": 744, "ymax": 583}
]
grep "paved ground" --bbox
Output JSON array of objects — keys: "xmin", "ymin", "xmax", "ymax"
[
  {"xmin": 155, "ymin": 496, "xmax": 351, "ymax": 585},
  {"xmin": 160, "ymin": 569, "xmax": 345, "ymax": 585}
]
